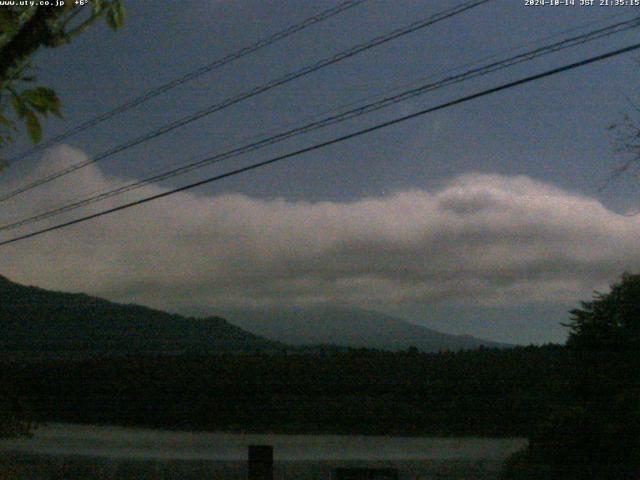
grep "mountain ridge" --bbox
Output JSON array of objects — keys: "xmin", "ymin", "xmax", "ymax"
[
  {"xmin": 1, "ymin": 275, "xmax": 508, "ymax": 358},
  {"xmin": 0, "ymin": 275, "xmax": 282, "ymax": 359},
  {"xmin": 209, "ymin": 305, "xmax": 509, "ymax": 352}
]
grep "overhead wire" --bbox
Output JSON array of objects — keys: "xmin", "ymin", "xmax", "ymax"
[
  {"xmin": 0, "ymin": 0, "xmax": 491, "ymax": 202},
  {"xmin": 4, "ymin": 0, "xmax": 371, "ymax": 164},
  {"xmin": 11, "ymin": 8, "xmax": 631, "ymax": 223},
  {"xmin": 2, "ymin": 14, "xmax": 638, "ymax": 233},
  {"xmin": 2, "ymin": 40, "xmax": 639, "ymax": 247}
]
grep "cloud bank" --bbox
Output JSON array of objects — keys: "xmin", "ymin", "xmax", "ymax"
[{"xmin": 1, "ymin": 145, "xmax": 638, "ymax": 313}]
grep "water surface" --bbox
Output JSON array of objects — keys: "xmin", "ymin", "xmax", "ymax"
[
  {"xmin": 0, "ymin": 423, "xmax": 526, "ymax": 461},
  {"xmin": 0, "ymin": 424, "xmax": 527, "ymax": 479}
]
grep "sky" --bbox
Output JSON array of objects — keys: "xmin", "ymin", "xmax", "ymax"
[{"xmin": 1, "ymin": 0, "xmax": 640, "ymax": 344}]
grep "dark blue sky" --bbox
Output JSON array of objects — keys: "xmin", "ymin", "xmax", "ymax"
[
  {"xmin": 2, "ymin": 0, "xmax": 640, "ymax": 344},
  {"xmin": 12, "ymin": 0, "xmax": 639, "ymax": 205}
]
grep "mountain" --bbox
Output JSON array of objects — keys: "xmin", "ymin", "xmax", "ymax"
[
  {"xmin": 214, "ymin": 306, "xmax": 509, "ymax": 352},
  {"xmin": 0, "ymin": 275, "xmax": 281, "ymax": 359}
]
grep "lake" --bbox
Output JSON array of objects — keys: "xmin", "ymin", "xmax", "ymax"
[{"xmin": 0, "ymin": 423, "xmax": 527, "ymax": 479}]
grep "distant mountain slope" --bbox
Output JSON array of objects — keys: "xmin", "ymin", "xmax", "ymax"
[
  {"xmin": 0, "ymin": 275, "xmax": 281, "ymax": 358},
  {"xmin": 218, "ymin": 306, "xmax": 508, "ymax": 352}
]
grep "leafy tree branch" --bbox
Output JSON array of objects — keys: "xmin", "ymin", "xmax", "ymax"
[{"xmin": 0, "ymin": 1, "xmax": 125, "ymax": 167}]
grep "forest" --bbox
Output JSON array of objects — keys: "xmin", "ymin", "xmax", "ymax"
[{"xmin": 2, "ymin": 345, "xmax": 570, "ymax": 437}]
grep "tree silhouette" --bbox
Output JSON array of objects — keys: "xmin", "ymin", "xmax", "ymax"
[{"xmin": 502, "ymin": 273, "xmax": 640, "ymax": 479}]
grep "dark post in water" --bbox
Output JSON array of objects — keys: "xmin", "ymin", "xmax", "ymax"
[{"xmin": 248, "ymin": 445, "xmax": 273, "ymax": 480}]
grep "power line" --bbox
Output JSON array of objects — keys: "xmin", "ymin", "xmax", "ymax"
[
  {"xmin": 10, "ymin": 9, "xmax": 631, "ymax": 228},
  {"xmin": 0, "ymin": 0, "xmax": 491, "ymax": 203},
  {"xmin": 2, "ymin": 41, "xmax": 638, "ymax": 247},
  {"xmin": 3, "ymin": 15, "xmax": 638, "ymax": 233},
  {"xmin": 5, "ymin": 0, "xmax": 370, "ymax": 164}
]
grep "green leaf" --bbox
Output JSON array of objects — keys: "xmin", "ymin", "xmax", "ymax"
[
  {"xmin": 24, "ymin": 110, "xmax": 42, "ymax": 144},
  {"xmin": 105, "ymin": 0, "xmax": 125, "ymax": 30},
  {"xmin": 50, "ymin": 99, "xmax": 62, "ymax": 118},
  {"xmin": 11, "ymin": 95, "xmax": 27, "ymax": 118},
  {"xmin": 91, "ymin": 1, "xmax": 104, "ymax": 14},
  {"xmin": 23, "ymin": 90, "xmax": 48, "ymax": 113},
  {"xmin": 105, "ymin": 11, "xmax": 117, "ymax": 30},
  {"xmin": 22, "ymin": 87, "xmax": 61, "ymax": 116}
]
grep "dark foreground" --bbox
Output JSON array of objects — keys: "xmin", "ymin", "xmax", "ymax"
[
  {"xmin": 1, "ymin": 454, "xmax": 512, "ymax": 480},
  {"xmin": 0, "ymin": 424, "xmax": 526, "ymax": 479},
  {"xmin": 2, "ymin": 346, "xmax": 569, "ymax": 437}
]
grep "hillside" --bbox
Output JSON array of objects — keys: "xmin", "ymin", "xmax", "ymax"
[
  {"xmin": 0, "ymin": 275, "xmax": 281, "ymax": 359},
  {"xmin": 217, "ymin": 306, "xmax": 508, "ymax": 352}
]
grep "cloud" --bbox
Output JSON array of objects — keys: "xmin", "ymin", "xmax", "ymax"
[{"xmin": 1, "ymin": 145, "xmax": 638, "ymax": 313}]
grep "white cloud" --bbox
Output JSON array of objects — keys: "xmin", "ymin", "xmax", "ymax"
[{"xmin": 1, "ymin": 145, "xmax": 638, "ymax": 312}]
